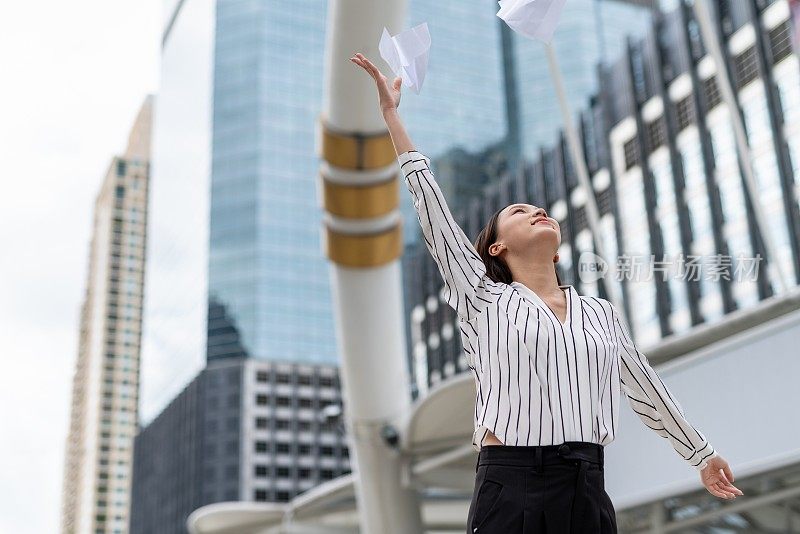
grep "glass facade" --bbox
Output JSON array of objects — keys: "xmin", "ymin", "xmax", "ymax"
[
  {"xmin": 141, "ymin": 0, "xmax": 213, "ymax": 422},
  {"xmin": 208, "ymin": 0, "xmax": 333, "ymax": 364},
  {"xmin": 513, "ymin": 0, "xmax": 653, "ymax": 154},
  {"xmin": 407, "ymin": 0, "xmax": 800, "ymax": 389}
]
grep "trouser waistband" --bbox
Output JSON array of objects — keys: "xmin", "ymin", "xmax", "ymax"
[
  {"xmin": 476, "ymin": 441, "xmax": 603, "ymax": 534},
  {"xmin": 477, "ymin": 441, "xmax": 604, "ymax": 469}
]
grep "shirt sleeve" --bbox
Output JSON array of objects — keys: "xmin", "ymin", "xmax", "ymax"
[
  {"xmin": 611, "ymin": 304, "xmax": 718, "ymax": 471},
  {"xmin": 398, "ymin": 150, "xmax": 497, "ymax": 322}
]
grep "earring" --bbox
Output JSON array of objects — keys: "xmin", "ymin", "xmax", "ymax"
[{"xmin": 553, "ymin": 254, "xmax": 559, "ymax": 262}]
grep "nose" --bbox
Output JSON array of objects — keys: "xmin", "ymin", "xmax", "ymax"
[{"xmin": 534, "ymin": 208, "xmax": 547, "ymax": 219}]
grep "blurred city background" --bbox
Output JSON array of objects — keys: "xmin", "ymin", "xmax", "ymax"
[{"xmin": 1, "ymin": 0, "xmax": 800, "ymax": 532}]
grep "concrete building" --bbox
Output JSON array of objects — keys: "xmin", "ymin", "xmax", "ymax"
[
  {"xmin": 130, "ymin": 358, "xmax": 349, "ymax": 534},
  {"xmin": 61, "ymin": 96, "xmax": 153, "ymax": 534}
]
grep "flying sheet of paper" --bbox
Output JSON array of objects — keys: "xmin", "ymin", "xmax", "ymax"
[
  {"xmin": 378, "ymin": 22, "xmax": 431, "ymax": 95},
  {"xmin": 496, "ymin": 0, "xmax": 567, "ymax": 43}
]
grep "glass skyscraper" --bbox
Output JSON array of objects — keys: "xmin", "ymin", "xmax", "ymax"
[
  {"xmin": 206, "ymin": 0, "xmax": 524, "ymax": 365},
  {"xmin": 207, "ymin": 0, "xmax": 332, "ymax": 364}
]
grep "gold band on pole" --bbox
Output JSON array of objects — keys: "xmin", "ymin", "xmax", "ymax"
[
  {"xmin": 320, "ymin": 120, "xmax": 396, "ymax": 170},
  {"xmin": 325, "ymin": 223, "xmax": 402, "ymax": 268},
  {"xmin": 321, "ymin": 177, "xmax": 399, "ymax": 219},
  {"xmin": 319, "ymin": 118, "xmax": 402, "ymax": 267}
]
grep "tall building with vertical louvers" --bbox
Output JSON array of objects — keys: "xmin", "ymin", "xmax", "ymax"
[{"xmin": 406, "ymin": 0, "xmax": 800, "ymax": 394}]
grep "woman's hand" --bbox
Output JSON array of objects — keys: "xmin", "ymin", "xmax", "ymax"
[
  {"xmin": 349, "ymin": 53, "xmax": 402, "ymax": 113},
  {"xmin": 700, "ymin": 454, "xmax": 744, "ymax": 500}
]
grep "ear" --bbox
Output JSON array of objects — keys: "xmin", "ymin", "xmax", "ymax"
[{"xmin": 488, "ymin": 242, "xmax": 503, "ymax": 257}]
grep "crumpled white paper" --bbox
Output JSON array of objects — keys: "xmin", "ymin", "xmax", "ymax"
[
  {"xmin": 496, "ymin": 0, "xmax": 567, "ymax": 43},
  {"xmin": 378, "ymin": 22, "xmax": 431, "ymax": 95}
]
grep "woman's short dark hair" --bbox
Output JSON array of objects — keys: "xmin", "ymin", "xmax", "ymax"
[{"xmin": 473, "ymin": 206, "xmax": 563, "ymax": 286}]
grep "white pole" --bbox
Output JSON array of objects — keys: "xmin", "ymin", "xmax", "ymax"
[
  {"xmin": 544, "ymin": 41, "xmax": 627, "ymax": 314},
  {"xmin": 692, "ymin": 0, "xmax": 790, "ymax": 294},
  {"xmin": 318, "ymin": 0, "xmax": 424, "ymax": 532}
]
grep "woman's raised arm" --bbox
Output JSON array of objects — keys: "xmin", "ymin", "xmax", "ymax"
[{"xmin": 349, "ymin": 53, "xmax": 498, "ymax": 322}]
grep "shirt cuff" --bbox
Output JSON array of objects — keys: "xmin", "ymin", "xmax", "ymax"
[
  {"xmin": 694, "ymin": 446, "xmax": 718, "ymax": 471},
  {"xmin": 397, "ymin": 150, "xmax": 430, "ymax": 170}
]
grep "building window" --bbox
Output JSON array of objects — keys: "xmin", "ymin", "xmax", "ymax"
[
  {"xmin": 256, "ymin": 394, "xmax": 268, "ymax": 406},
  {"xmin": 675, "ymin": 96, "xmax": 694, "ymax": 131},
  {"xmin": 255, "ymin": 417, "xmax": 268, "ymax": 429},
  {"xmin": 276, "ymin": 373, "xmax": 290, "ymax": 384},
  {"xmin": 256, "ymin": 370, "xmax": 268, "ymax": 383},
  {"xmin": 298, "ymin": 444, "xmax": 311, "ymax": 454},
  {"xmin": 254, "ymin": 489, "xmax": 268, "ymax": 502},
  {"xmin": 573, "ymin": 206, "xmax": 587, "ymax": 232},
  {"xmin": 276, "ymin": 396, "xmax": 290, "ymax": 407},
  {"xmin": 276, "ymin": 419, "xmax": 291, "ymax": 430},
  {"xmin": 298, "ymin": 398, "xmax": 312, "ymax": 408},
  {"xmin": 320, "ymin": 446, "xmax": 335, "ymax": 456},
  {"xmin": 734, "ymin": 46, "xmax": 759, "ymax": 88},
  {"xmin": 276, "ymin": 491, "xmax": 291, "ymax": 502},
  {"xmin": 276, "ymin": 442, "xmax": 290, "ymax": 453},
  {"xmin": 769, "ymin": 22, "xmax": 792, "ymax": 64},
  {"xmin": 255, "ymin": 441, "xmax": 268, "ymax": 453},
  {"xmin": 320, "ymin": 469, "xmax": 335, "ymax": 480},
  {"xmin": 646, "ymin": 116, "xmax": 666, "ymax": 150},
  {"xmin": 298, "ymin": 421, "xmax": 312, "ymax": 431},
  {"xmin": 598, "ymin": 187, "xmax": 612, "ymax": 215},
  {"xmin": 276, "ymin": 467, "xmax": 290, "ymax": 478},
  {"xmin": 299, "ymin": 468, "xmax": 311, "ymax": 479},
  {"xmin": 703, "ymin": 76, "xmax": 721, "ymax": 109},
  {"xmin": 623, "ymin": 137, "xmax": 639, "ymax": 170},
  {"xmin": 254, "ymin": 465, "xmax": 267, "ymax": 477},
  {"xmin": 319, "ymin": 376, "xmax": 334, "ymax": 387},
  {"xmin": 298, "ymin": 375, "xmax": 311, "ymax": 385},
  {"xmin": 116, "ymin": 161, "xmax": 126, "ymax": 176}
]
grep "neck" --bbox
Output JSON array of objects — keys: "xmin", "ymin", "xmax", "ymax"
[{"xmin": 509, "ymin": 255, "xmax": 562, "ymax": 297}]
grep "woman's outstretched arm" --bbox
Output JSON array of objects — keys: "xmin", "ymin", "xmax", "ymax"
[
  {"xmin": 349, "ymin": 53, "xmax": 498, "ymax": 322},
  {"xmin": 612, "ymin": 303, "xmax": 716, "ymax": 470},
  {"xmin": 349, "ymin": 53, "xmax": 413, "ymax": 155},
  {"xmin": 611, "ymin": 303, "xmax": 743, "ymax": 500}
]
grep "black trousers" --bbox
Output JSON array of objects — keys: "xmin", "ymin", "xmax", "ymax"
[{"xmin": 466, "ymin": 441, "xmax": 617, "ymax": 533}]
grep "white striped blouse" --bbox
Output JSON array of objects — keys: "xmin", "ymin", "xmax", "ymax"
[{"xmin": 399, "ymin": 150, "xmax": 718, "ymax": 471}]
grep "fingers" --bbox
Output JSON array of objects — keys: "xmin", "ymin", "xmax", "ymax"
[
  {"xmin": 711, "ymin": 481, "xmax": 736, "ymax": 499},
  {"xmin": 349, "ymin": 55, "xmax": 372, "ymax": 78},
  {"xmin": 717, "ymin": 466, "xmax": 743, "ymax": 496},
  {"xmin": 705, "ymin": 477, "xmax": 743, "ymax": 500},
  {"xmin": 351, "ymin": 53, "xmax": 379, "ymax": 78},
  {"xmin": 723, "ymin": 465, "xmax": 734, "ymax": 483},
  {"xmin": 708, "ymin": 487, "xmax": 732, "ymax": 499}
]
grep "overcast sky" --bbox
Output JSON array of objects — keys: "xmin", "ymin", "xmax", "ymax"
[{"xmin": 0, "ymin": 1, "xmax": 160, "ymax": 532}]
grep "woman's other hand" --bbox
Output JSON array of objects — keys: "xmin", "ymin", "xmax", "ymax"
[
  {"xmin": 349, "ymin": 53, "xmax": 402, "ymax": 113},
  {"xmin": 701, "ymin": 454, "xmax": 744, "ymax": 500}
]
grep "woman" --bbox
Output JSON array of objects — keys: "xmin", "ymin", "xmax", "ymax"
[{"xmin": 349, "ymin": 52, "xmax": 743, "ymax": 533}]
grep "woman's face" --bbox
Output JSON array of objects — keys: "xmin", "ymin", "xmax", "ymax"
[{"xmin": 492, "ymin": 203, "xmax": 561, "ymax": 257}]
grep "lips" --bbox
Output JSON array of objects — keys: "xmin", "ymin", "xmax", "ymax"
[{"xmin": 532, "ymin": 217, "xmax": 553, "ymax": 228}]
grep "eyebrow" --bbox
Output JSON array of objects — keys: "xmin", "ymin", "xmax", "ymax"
[{"xmin": 505, "ymin": 204, "xmax": 536, "ymax": 214}]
